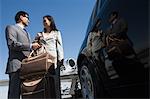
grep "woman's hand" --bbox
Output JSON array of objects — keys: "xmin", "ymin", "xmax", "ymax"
[
  {"xmin": 58, "ymin": 59, "xmax": 64, "ymax": 66},
  {"xmin": 32, "ymin": 43, "xmax": 41, "ymax": 50}
]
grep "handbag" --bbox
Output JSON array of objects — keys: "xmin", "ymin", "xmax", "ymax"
[{"xmin": 20, "ymin": 50, "xmax": 55, "ymax": 79}]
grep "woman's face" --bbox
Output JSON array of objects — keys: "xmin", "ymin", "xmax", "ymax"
[{"xmin": 43, "ymin": 17, "xmax": 51, "ymax": 28}]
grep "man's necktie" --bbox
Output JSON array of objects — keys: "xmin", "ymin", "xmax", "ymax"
[
  {"xmin": 23, "ymin": 28, "xmax": 29, "ymax": 39},
  {"xmin": 23, "ymin": 28, "xmax": 27, "ymax": 33}
]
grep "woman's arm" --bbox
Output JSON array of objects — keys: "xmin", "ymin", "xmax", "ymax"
[{"xmin": 56, "ymin": 31, "xmax": 64, "ymax": 61}]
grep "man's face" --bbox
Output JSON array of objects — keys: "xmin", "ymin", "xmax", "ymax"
[
  {"xmin": 108, "ymin": 14, "xmax": 116, "ymax": 23},
  {"xmin": 20, "ymin": 14, "xmax": 30, "ymax": 26},
  {"xmin": 96, "ymin": 20, "xmax": 101, "ymax": 28}
]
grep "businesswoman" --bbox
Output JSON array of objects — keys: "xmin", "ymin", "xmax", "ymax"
[{"xmin": 32, "ymin": 15, "xmax": 64, "ymax": 98}]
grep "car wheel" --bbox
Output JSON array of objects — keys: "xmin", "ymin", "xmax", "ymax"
[{"xmin": 78, "ymin": 58, "xmax": 106, "ymax": 98}]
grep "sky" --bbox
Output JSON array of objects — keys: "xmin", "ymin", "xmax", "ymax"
[{"xmin": 0, "ymin": 0, "xmax": 96, "ymax": 80}]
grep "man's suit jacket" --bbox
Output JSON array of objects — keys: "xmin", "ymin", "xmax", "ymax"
[
  {"xmin": 109, "ymin": 17, "xmax": 128, "ymax": 38},
  {"xmin": 5, "ymin": 24, "xmax": 31, "ymax": 74}
]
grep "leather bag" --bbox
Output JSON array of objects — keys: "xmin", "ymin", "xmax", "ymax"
[
  {"xmin": 20, "ymin": 51, "xmax": 54, "ymax": 79},
  {"xmin": 21, "ymin": 75, "xmax": 56, "ymax": 98}
]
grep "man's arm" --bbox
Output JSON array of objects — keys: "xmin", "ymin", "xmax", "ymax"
[{"xmin": 5, "ymin": 25, "xmax": 30, "ymax": 51}]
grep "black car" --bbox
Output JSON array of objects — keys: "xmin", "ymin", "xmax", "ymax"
[{"xmin": 77, "ymin": 0, "xmax": 149, "ymax": 98}]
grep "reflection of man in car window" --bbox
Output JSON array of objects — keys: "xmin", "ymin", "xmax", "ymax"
[
  {"xmin": 107, "ymin": 11, "xmax": 128, "ymax": 39},
  {"xmin": 86, "ymin": 19, "xmax": 105, "ymax": 60},
  {"xmin": 106, "ymin": 11, "xmax": 144, "ymax": 80},
  {"xmin": 106, "ymin": 11, "xmax": 134, "ymax": 58}
]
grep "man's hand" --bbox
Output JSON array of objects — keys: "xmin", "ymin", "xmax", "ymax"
[{"xmin": 32, "ymin": 43, "xmax": 41, "ymax": 50}]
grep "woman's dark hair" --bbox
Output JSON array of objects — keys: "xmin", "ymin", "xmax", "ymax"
[
  {"xmin": 43, "ymin": 15, "xmax": 58, "ymax": 32},
  {"xmin": 15, "ymin": 11, "xmax": 29, "ymax": 23}
]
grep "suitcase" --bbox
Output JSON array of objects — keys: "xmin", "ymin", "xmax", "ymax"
[{"xmin": 21, "ymin": 70, "xmax": 56, "ymax": 99}]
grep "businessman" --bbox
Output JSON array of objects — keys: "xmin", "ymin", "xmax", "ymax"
[{"xmin": 5, "ymin": 11, "xmax": 31, "ymax": 99}]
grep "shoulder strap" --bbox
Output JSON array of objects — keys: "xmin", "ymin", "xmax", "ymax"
[
  {"xmin": 55, "ymin": 31, "xmax": 59, "ymax": 63},
  {"xmin": 55, "ymin": 31, "xmax": 59, "ymax": 50},
  {"xmin": 55, "ymin": 31, "xmax": 61, "ymax": 45}
]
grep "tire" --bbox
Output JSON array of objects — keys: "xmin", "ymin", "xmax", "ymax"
[{"xmin": 78, "ymin": 58, "xmax": 106, "ymax": 98}]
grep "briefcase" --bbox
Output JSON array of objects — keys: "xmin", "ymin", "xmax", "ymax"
[{"xmin": 20, "ymin": 52, "xmax": 54, "ymax": 79}]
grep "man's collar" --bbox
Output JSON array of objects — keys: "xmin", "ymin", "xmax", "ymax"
[{"xmin": 16, "ymin": 23, "xmax": 25, "ymax": 29}]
